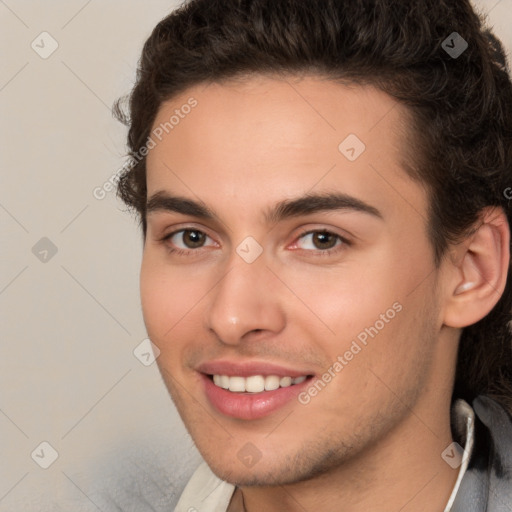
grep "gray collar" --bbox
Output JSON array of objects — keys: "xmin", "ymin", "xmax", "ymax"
[{"xmin": 451, "ymin": 395, "xmax": 512, "ymax": 512}]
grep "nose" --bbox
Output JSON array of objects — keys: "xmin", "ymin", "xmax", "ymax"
[{"xmin": 204, "ymin": 254, "xmax": 286, "ymax": 346}]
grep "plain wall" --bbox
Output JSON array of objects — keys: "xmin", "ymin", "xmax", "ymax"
[{"xmin": 1, "ymin": 1, "xmax": 511, "ymax": 510}]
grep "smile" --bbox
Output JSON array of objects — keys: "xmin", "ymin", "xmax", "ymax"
[{"xmin": 211, "ymin": 374, "xmax": 307, "ymax": 393}]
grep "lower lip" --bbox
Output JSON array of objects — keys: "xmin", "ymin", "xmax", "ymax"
[{"xmin": 201, "ymin": 374, "xmax": 312, "ymax": 420}]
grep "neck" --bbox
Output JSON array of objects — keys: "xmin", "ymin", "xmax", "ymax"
[{"xmin": 235, "ymin": 397, "xmax": 460, "ymax": 512}]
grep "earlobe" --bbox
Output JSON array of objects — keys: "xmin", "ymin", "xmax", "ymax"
[{"xmin": 444, "ymin": 208, "xmax": 510, "ymax": 329}]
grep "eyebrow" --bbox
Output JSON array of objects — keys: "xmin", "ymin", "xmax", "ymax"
[{"xmin": 145, "ymin": 190, "xmax": 383, "ymax": 224}]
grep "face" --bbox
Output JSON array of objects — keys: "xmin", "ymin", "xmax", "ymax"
[{"xmin": 141, "ymin": 75, "xmax": 450, "ymax": 486}]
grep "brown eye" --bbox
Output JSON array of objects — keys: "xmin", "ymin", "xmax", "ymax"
[
  {"xmin": 311, "ymin": 232, "xmax": 338, "ymax": 250},
  {"xmin": 296, "ymin": 230, "xmax": 344, "ymax": 251},
  {"xmin": 181, "ymin": 230, "xmax": 206, "ymax": 248},
  {"xmin": 165, "ymin": 229, "xmax": 213, "ymax": 251}
]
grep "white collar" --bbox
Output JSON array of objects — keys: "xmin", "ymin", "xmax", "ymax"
[{"xmin": 443, "ymin": 398, "xmax": 475, "ymax": 512}]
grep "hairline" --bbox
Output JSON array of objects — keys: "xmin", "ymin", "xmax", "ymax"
[{"xmin": 141, "ymin": 71, "xmax": 444, "ymax": 264}]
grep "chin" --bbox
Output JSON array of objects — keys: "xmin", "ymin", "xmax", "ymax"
[
  {"xmin": 201, "ymin": 445, "xmax": 345, "ymax": 488},
  {"xmin": 207, "ymin": 462, "xmax": 294, "ymax": 487}
]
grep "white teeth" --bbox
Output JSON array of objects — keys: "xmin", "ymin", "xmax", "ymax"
[
  {"xmin": 264, "ymin": 375, "xmax": 280, "ymax": 391},
  {"xmin": 245, "ymin": 375, "xmax": 265, "ymax": 393},
  {"xmin": 214, "ymin": 374, "xmax": 230, "ymax": 390},
  {"xmin": 279, "ymin": 376, "xmax": 292, "ymax": 387},
  {"xmin": 228, "ymin": 376, "xmax": 246, "ymax": 392},
  {"xmin": 219, "ymin": 375, "xmax": 230, "ymax": 389},
  {"xmin": 212, "ymin": 374, "xmax": 308, "ymax": 392}
]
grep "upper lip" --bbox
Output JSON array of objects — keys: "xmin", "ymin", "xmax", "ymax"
[{"xmin": 196, "ymin": 360, "xmax": 315, "ymax": 378}]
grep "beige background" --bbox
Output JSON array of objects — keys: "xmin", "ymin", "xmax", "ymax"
[{"xmin": 1, "ymin": 1, "xmax": 511, "ymax": 510}]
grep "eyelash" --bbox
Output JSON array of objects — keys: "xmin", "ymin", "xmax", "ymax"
[
  {"xmin": 159, "ymin": 229, "xmax": 215, "ymax": 257},
  {"xmin": 159, "ymin": 228, "xmax": 351, "ymax": 257}
]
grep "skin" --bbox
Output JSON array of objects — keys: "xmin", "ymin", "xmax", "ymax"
[{"xmin": 140, "ymin": 75, "xmax": 508, "ymax": 512}]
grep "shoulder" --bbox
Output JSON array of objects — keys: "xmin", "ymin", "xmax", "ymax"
[{"xmin": 452, "ymin": 395, "xmax": 512, "ymax": 512}]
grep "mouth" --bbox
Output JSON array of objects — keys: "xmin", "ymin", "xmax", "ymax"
[
  {"xmin": 209, "ymin": 374, "xmax": 309, "ymax": 393},
  {"xmin": 196, "ymin": 361, "xmax": 316, "ymax": 420}
]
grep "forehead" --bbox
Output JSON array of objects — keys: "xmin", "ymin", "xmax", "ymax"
[{"xmin": 145, "ymin": 75, "xmax": 427, "ymax": 225}]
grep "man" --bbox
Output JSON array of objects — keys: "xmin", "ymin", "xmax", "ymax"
[{"xmin": 114, "ymin": 0, "xmax": 512, "ymax": 510}]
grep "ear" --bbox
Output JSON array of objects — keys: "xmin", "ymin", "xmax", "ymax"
[{"xmin": 443, "ymin": 207, "xmax": 510, "ymax": 329}]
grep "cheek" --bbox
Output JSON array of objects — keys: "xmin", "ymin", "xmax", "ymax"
[
  {"xmin": 284, "ymin": 244, "xmax": 432, "ymax": 367},
  {"xmin": 140, "ymin": 255, "xmax": 168, "ymax": 336},
  {"xmin": 282, "ymin": 259, "xmax": 398, "ymax": 344},
  {"xmin": 140, "ymin": 254, "xmax": 191, "ymax": 340},
  {"xmin": 139, "ymin": 251, "xmax": 217, "ymax": 348}
]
